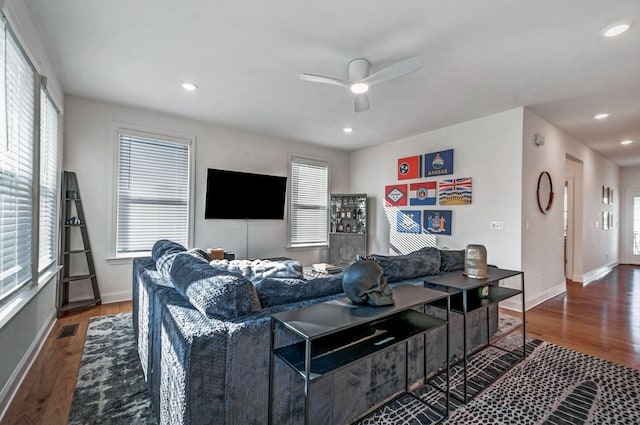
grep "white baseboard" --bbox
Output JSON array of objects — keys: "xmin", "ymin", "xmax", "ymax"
[
  {"xmin": 101, "ymin": 290, "xmax": 132, "ymax": 304},
  {"xmin": 0, "ymin": 309, "xmax": 56, "ymax": 422},
  {"xmin": 579, "ymin": 260, "xmax": 619, "ymax": 285},
  {"xmin": 500, "ymin": 279, "xmax": 566, "ymax": 312}
]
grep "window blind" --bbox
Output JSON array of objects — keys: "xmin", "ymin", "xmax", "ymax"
[
  {"xmin": 290, "ymin": 157, "xmax": 328, "ymax": 245},
  {"xmin": 116, "ymin": 133, "xmax": 190, "ymax": 254},
  {"xmin": 0, "ymin": 22, "xmax": 36, "ymax": 300},
  {"xmin": 38, "ymin": 89, "xmax": 59, "ymax": 271}
]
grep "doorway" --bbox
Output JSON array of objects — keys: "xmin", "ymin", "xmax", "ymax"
[{"xmin": 564, "ymin": 156, "xmax": 583, "ymax": 281}]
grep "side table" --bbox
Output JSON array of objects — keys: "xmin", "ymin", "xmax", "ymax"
[
  {"xmin": 424, "ymin": 266, "xmax": 525, "ymax": 403},
  {"xmin": 268, "ymin": 284, "xmax": 451, "ymax": 425}
]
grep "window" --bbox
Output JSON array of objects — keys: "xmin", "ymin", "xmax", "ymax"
[
  {"xmin": 289, "ymin": 157, "xmax": 328, "ymax": 246},
  {"xmin": 38, "ymin": 89, "xmax": 59, "ymax": 271},
  {"xmin": 115, "ymin": 131, "xmax": 191, "ymax": 256},
  {"xmin": 0, "ymin": 21, "xmax": 36, "ymax": 300},
  {"xmin": 634, "ymin": 196, "xmax": 640, "ymax": 256}
]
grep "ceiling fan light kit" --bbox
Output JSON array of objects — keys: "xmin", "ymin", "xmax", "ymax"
[{"xmin": 300, "ymin": 56, "xmax": 421, "ymax": 112}]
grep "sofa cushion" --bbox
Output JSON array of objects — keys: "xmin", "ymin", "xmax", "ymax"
[
  {"xmin": 253, "ymin": 274, "xmax": 343, "ymax": 307},
  {"xmin": 438, "ymin": 249, "xmax": 465, "ymax": 272},
  {"xmin": 369, "ymin": 247, "xmax": 441, "ymax": 282},
  {"xmin": 170, "ymin": 253, "xmax": 262, "ymax": 319}
]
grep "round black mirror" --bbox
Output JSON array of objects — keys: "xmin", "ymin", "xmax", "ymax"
[{"xmin": 537, "ymin": 171, "xmax": 554, "ymax": 214}]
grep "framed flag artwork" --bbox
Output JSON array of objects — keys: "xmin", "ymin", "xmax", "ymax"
[
  {"xmin": 409, "ymin": 181, "xmax": 437, "ymax": 205},
  {"xmin": 397, "ymin": 155, "xmax": 422, "ymax": 180},
  {"xmin": 424, "ymin": 149, "xmax": 454, "ymax": 177},
  {"xmin": 385, "ymin": 184, "xmax": 408, "ymax": 206},
  {"xmin": 423, "ymin": 210, "xmax": 452, "ymax": 235},
  {"xmin": 397, "ymin": 210, "xmax": 421, "ymax": 233},
  {"xmin": 439, "ymin": 177, "xmax": 472, "ymax": 205}
]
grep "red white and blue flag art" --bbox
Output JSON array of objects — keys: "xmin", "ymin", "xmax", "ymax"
[
  {"xmin": 385, "ymin": 184, "xmax": 408, "ymax": 206},
  {"xmin": 397, "ymin": 210, "xmax": 421, "ymax": 233},
  {"xmin": 439, "ymin": 177, "xmax": 472, "ymax": 205},
  {"xmin": 424, "ymin": 149, "xmax": 454, "ymax": 177},
  {"xmin": 424, "ymin": 210, "xmax": 452, "ymax": 235},
  {"xmin": 409, "ymin": 182, "xmax": 436, "ymax": 206},
  {"xmin": 397, "ymin": 155, "xmax": 422, "ymax": 180}
]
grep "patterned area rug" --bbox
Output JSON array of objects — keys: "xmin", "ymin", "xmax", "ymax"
[
  {"xmin": 71, "ymin": 312, "xmax": 640, "ymax": 425},
  {"xmin": 67, "ymin": 313, "xmax": 157, "ymax": 425}
]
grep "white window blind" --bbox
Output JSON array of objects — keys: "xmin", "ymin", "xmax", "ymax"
[
  {"xmin": 38, "ymin": 90, "xmax": 59, "ymax": 272},
  {"xmin": 290, "ymin": 157, "xmax": 328, "ymax": 245},
  {"xmin": 116, "ymin": 132, "xmax": 190, "ymax": 255},
  {"xmin": 0, "ymin": 22, "xmax": 36, "ymax": 300}
]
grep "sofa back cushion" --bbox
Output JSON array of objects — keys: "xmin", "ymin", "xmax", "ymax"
[
  {"xmin": 170, "ymin": 252, "xmax": 262, "ymax": 319},
  {"xmin": 369, "ymin": 247, "xmax": 441, "ymax": 282},
  {"xmin": 152, "ymin": 240, "xmax": 211, "ymax": 279},
  {"xmin": 438, "ymin": 249, "xmax": 465, "ymax": 272},
  {"xmin": 254, "ymin": 274, "xmax": 343, "ymax": 308}
]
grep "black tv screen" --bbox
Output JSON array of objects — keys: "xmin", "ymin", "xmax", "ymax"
[{"xmin": 205, "ymin": 168, "xmax": 287, "ymax": 219}]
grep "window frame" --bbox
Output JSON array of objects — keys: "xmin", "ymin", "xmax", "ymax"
[
  {"xmin": 288, "ymin": 155, "xmax": 330, "ymax": 248},
  {"xmin": 111, "ymin": 125, "xmax": 195, "ymax": 259}
]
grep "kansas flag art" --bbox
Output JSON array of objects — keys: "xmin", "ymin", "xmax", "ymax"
[
  {"xmin": 397, "ymin": 210, "xmax": 421, "ymax": 233},
  {"xmin": 385, "ymin": 184, "xmax": 408, "ymax": 206},
  {"xmin": 424, "ymin": 149, "xmax": 454, "ymax": 177},
  {"xmin": 439, "ymin": 177, "xmax": 472, "ymax": 205},
  {"xmin": 397, "ymin": 155, "xmax": 422, "ymax": 180},
  {"xmin": 409, "ymin": 181, "xmax": 436, "ymax": 205}
]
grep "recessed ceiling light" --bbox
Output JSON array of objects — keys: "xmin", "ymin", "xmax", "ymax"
[
  {"xmin": 620, "ymin": 139, "xmax": 633, "ymax": 145},
  {"xmin": 601, "ymin": 22, "xmax": 631, "ymax": 38},
  {"xmin": 594, "ymin": 113, "xmax": 610, "ymax": 120},
  {"xmin": 350, "ymin": 83, "xmax": 369, "ymax": 94},
  {"xmin": 182, "ymin": 82, "xmax": 198, "ymax": 91},
  {"xmin": 343, "ymin": 127, "xmax": 353, "ymax": 133}
]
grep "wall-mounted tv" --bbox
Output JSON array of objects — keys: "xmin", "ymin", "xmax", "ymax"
[{"xmin": 205, "ymin": 168, "xmax": 287, "ymax": 219}]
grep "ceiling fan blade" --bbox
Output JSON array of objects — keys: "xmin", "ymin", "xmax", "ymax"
[
  {"xmin": 363, "ymin": 57, "xmax": 421, "ymax": 86},
  {"xmin": 354, "ymin": 93, "xmax": 369, "ymax": 113},
  {"xmin": 299, "ymin": 73, "xmax": 350, "ymax": 89}
]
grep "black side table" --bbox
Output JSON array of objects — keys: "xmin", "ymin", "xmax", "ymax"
[
  {"xmin": 424, "ymin": 266, "xmax": 525, "ymax": 403},
  {"xmin": 268, "ymin": 284, "xmax": 451, "ymax": 425}
]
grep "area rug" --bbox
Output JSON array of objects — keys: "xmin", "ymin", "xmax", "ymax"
[{"xmin": 67, "ymin": 312, "xmax": 157, "ymax": 425}]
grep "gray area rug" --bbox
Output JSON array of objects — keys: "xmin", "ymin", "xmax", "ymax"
[
  {"xmin": 67, "ymin": 312, "xmax": 157, "ymax": 425},
  {"xmin": 70, "ymin": 311, "xmax": 640, "ymax": 424}
]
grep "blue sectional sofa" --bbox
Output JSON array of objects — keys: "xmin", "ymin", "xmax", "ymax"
[{"xmin": 132, "ymin": 240, "xmax": 498, "ymax": 425}]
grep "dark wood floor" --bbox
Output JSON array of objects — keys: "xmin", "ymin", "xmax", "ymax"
[{"xmin": 2, "ymin": 265, "xmax": 639, "ymax": 425}]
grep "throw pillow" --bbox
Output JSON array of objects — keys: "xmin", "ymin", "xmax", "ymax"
[
  {"xmin": 253, "ymin": 274, "xmax": 343, "ymax": 307},
  {"xmin": 438, "ymin": 249, "xmax": 465, "ymax": 272},
  {"xmin": 170, "ymin": 253, "xmax": 262, "ymax": 319},
  {"xmin": 209, "ymin": 259, "xmax": 303, "ymax": 283},
  {"xmin": 369, "ymin": 247, "xmax": 441, "ymax": 282}
]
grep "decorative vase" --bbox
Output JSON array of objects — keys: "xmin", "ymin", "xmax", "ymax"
[{"xmin": 464, "ymin": 244, "xmax": 489, "ymax": 279}]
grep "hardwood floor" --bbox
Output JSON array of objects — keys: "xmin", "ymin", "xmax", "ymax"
[{"xmin": 2, "ymin": 265, "xmax": 639, "ymax": 425}]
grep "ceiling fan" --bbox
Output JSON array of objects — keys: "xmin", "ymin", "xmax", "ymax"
[{"xmin": 299, "ymin": 57, "xmax": 421, "ymax": 112}]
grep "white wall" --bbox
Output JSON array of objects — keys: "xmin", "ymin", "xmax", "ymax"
[
  {"xmin": 350, "ymin": 108, "xmax": 524, "ymax": 271},
  {"xmin": 522, "ymin": 109, "xmax": 619, "ymax": 305},
  {"xmin": 0, "ymin": 0, "xmax": 62, "ymax": 418},
  {"xmin": 620, "ymin": 166, "xmax": 640, "ymax": 264},
  {"xmin": 63, "ymin": 95, "xmax": 350, "ymax": 303}
]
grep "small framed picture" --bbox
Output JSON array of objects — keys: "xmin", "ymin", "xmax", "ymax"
[
  {"xmin": 602, "ymin": 186, "xmax": 609, "ymax": 205},
  {"xmin": 609, "ymin": 189, "xmax": 614, "ymax": 205},
  {"xmin": 602, "ymin": 211, "xmax": 609, "ymax": 230}
]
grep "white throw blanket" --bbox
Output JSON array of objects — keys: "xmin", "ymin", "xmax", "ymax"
[{"xmin": 209, "ymin": 259, "xmax": 303, "ymax": 283}]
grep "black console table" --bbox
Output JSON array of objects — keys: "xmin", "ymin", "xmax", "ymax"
[
  {"xmin": 268, "ymin": 284, "xmax": 451, "ymax": 425},
  {"xmin": 424, "ymin": 266, "xmax": 525, "ymax": 403}
]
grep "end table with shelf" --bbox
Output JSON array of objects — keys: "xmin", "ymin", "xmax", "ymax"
[
  {"xmin": 424, "ymin": 266, "xmax": 525, "ymax": 403},
  {"xmin": 268, "ymin": 284, "xmax": 451, "ymax": 425}
]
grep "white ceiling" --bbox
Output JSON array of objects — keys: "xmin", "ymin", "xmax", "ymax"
[{"xmin": 24, "ymin": 1, "xmax": 640, "ymax": 166}]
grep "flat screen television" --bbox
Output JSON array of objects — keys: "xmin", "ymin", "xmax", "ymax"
[{"xmin": 205, "ymin": 168, "xmax": 287, "ymax": 219}]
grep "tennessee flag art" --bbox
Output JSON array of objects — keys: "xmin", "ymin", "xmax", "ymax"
[
  {"xmin": 409, "ymin": 181, "xmax": 436, "ymax": 205},
  {"xmin": 439, "ymin": 177, "xmax": 472, "ymax": 205},
  {"xmin": 397, "ymin": 155, "xmax": 422, "ymax": 180},
  {"xmin": 385, "ymin": 184, "xmax": 407, "ymax": 206}
]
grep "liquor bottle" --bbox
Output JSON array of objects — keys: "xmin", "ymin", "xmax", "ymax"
[
  {"xmin": 352, "ymin": 208, "xmax": 357, "ymax": 218},
  {"xmin": 346, "ymin": 209, "xmax": 352, "ymax": 218},
  {"xmin": 345, "ymin": 223, "xmax": 351, "ymax": 233},
  {"xmin": 337, "ymin": 220, "xmax": 344, "ymax": 232}
]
